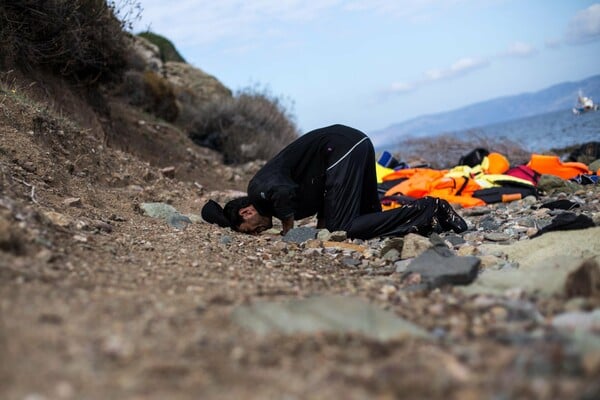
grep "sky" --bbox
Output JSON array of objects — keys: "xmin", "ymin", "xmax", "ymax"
[{"xmin": 128, "ymin": 0, "xmax": 600, "ymax": 135}]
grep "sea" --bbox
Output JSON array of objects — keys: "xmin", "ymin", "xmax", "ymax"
[{"xmin": 448, "ymin": 108, "xmax": 600, "ymax": 153}]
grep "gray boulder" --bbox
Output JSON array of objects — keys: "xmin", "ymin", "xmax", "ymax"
[{"xmin": 404, "ymin": 247, "xmax": 480, "ymax": 289}]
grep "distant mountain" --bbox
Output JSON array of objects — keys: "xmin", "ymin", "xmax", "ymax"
[{"xmin": 369, "ymin": 74, "xmax": 600, "ymax": 149}]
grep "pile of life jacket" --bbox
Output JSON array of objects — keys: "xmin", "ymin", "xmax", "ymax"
[{"xmin": 377, "ymin": 148, "xmax": 594, "ymax": 210}]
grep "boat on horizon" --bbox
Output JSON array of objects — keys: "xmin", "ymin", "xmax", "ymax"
[{"xmin": 572, "ymin": 91, "xmax": 599, "ymax": 115}]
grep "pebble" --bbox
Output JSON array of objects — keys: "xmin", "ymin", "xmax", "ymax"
[
  {"xmin": 342, "ymin": 257, "xmax": 361, "ymax": 267},
  {"xmin": 382, "ymin": 248, "xmax": 400, "ymax": 262},
  {"xmin": 329, "ymin": 231, "xmax": 347, "ymax": 241},
  {"xmin": 92, "ymin": 220, "xmax": 113, "ymax": 233},
  {"xmin": 63, "ymin": 197, "xmax": 82, "ymax": 207},
  {"xmin": 42, "ymin": 211, "xmax": 72, "ymax": 227},
  {"xmin": 316, "ymin": 229, "xmax": 331, "ymax": 241},
  {"xmin": 219, "ymin": 235, "xmax": 232, "ymax": 245},
  {"xmin": 400, "ymin": 233, "xmax": 433, "ymax": 259},
  {"xmin": 394, "ymin": 259, "xmax": 412, "ymax": 273},
  {"xmin": 160, "ymin": 166, "xmax": 176, "ymax": 179},
  {"xmin": 483, "ymin": 232, "xmax": 511, "ymax": 242},
  {"xmin": 282, "ymin": 227, "xmax": 318, "ymax": 244}
]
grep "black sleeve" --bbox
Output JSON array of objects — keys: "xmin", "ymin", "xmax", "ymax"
[{"xmin": 269, "ymin": 185, "xmax": 297, "ymax": 220}]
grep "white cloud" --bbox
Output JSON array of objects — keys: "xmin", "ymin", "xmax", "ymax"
[
  {"xmin": 566, "ymin": 3, "xmax": 600, "ymax": 44},
  {"xmin": 387, "ymin": 56, "xmax": 489, "ymax": 94},
  {"xmin": 132, "ymin": 0, "xmax": 342, "ymax": 47},
  {"xmin": 425, "ymin": 57, "xmax": 489, "ymax": 81},
  {"xmin": 389, "ymin": 81, "xmax": 415, "ymax": 93},
  {"xmin": 132, "ymin": 0, "xmax": 490, "ymax": 48},
  {"xmin": 501, "ymin": 41, "xmax": 537, "ymax": 57}
]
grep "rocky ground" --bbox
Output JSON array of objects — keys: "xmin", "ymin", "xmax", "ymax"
[{"xmin": 1, "ymin": 86, "xmax": 600, "ymax": 400}]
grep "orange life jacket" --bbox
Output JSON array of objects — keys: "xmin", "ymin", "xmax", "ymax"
[{"xmin": 527, "ymin": 154, "xmax": 590, "ymax": 180}]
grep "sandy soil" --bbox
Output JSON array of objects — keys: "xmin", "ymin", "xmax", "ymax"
[{"xmin": 1, "ymin": 87, "xmax": 599, "ymax": 400}]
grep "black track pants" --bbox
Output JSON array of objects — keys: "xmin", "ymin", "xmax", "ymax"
[
  {"xmin": 322, "ymin": 137, "xmax": 381, "ymax": 232},
  {"xmin": 347, "ymin": 196, "xmax": 468, "ymax": 240}
]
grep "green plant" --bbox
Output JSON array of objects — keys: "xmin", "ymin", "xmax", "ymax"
[
  {"xmin": 188, "ymin": 85, "xmax": 300, "ymax": 164},
  {"xmin": 137, "ymin": 32, "xmax": 186, "ymax": 63}
]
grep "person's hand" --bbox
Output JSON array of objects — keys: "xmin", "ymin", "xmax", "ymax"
[{"xmin": 280, "ymin": 217, "xmax": 294, "ymax": 235}]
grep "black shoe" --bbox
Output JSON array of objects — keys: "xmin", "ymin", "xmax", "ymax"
[{"xmin": 435, "ymin": 199, "xmax": 468, "ymax": 233}]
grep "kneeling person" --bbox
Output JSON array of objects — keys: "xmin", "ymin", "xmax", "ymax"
[{"xmin": 202, "ymin": 124, "xmax": 467, "ymax": 239}]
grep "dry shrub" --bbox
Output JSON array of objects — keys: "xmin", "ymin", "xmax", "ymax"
[
  {"xmin": 120, "ymin": 70, "xmax": 178, "ymax": 122},
  {"xmin": 0, "ymin": 0, "xmax": 140, "ymax": 85},
  {"xmin": 188, "ymin": 86, "xmax": 300, "ymax": 164},
  {"xmin": 396, "ymin": 131, "xmax": 531, "ymax": 169}
]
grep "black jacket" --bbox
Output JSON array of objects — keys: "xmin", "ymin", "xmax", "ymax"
[{"xmin": 248, "ymin": 124, "xmax": 367, "ymax": 220}]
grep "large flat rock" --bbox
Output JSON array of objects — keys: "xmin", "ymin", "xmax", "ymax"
[
  {"xmin": 232, "ymin": 295, "xmax": 430, "ymax": 341},
  {"xmin": 478, "ymin": 226, "xmax": 600, "ymax": 269}
]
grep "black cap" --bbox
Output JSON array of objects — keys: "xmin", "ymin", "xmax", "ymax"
[{"xmin": 201, "ymin": 200, "xmax": 232, "ymax": 228}]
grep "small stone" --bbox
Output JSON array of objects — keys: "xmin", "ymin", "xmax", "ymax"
[
  {"xmin": 323, "ymin": 241, "xmax": 366, "ymax": 253},
  {"xmin": 463, "ymin": 232, "xmax": 484, "ymax": 243},
  {"xmin": 479, "ymin": 216, "xmax": 501, "ymax": 230},
  {"xmin": 304, "ymin": 239, "xmax": 322, "ymax": 249},
  {"xmin": 382, "ymin": 248, "xmax": 400, "ymax": 262},
  {"xmin": 92, "ymin": 220, "xmax": 113, "ymax": 233},
  {"xmin": 22, "ymin": 161, "xmax": 37, "ymax": 173},
  {"xmin": 167, "ymin": 214, "xmax": 192, "ymax": 230},
  {"xmin": 401, "ymin": 233, "xmax": 433, "ymax": 259},
  {"xmin": 63, "ymin": 197, "xmax": 82, "ymax": 207},
  {"xmin": 283, "ymin": 227, "xmax": 318, "ymax": 244},
  {"xmin": 488, "ymin": 306, "xmax": 508, "ymax": 322},
  {"xmin": 444, "ymin": 234, "xmax": 466, "ymax": 247},
  {"xmin": 303, "ymin": 248, "xmax": 322, "ymax": 256},
  {"xmin": 526, "ymin": 227, "xmax": 538, "ymax": 237},
  {"xmin": 75, "ymin": 220, "xmax": 89, "ymax": 230},
  {"xmin": 394, "ymin": 259, "xmax": 412, "ymax": 273},
  {"xmin": 479, "ymin": 255, "xmax": 502, "ymax": 269},
  {"xmin": 42, "ymin": 211, "xmax": 71, "ymax": 228},
  {"xmin": 223, "ymin": 168, "xmax": 235, "ymax": 181},
  {"xmin": 404, "ymin": 248, "xmax": 480, "ymax": 289},
  {"xmin": 484, "ymin": 232, "xmax": 511, "ymax": 242},
  {"xmin": 551, "ymin": 310, "xmax": 600, "ymax": 332},
  {"xmin": 329, "ymin": 231, "xmax": 347, "ymax": 242},
  {"xmin": 219, "ymin": 235, "xmax": 232, "ymax": 245},
  {"xmin": 73, "ymin": 234, "xmax": 88, "ymax": 242},
  {"xmin": 457, "ymin": 245, "xmax": 477, "ymax": 256},
  {"xmin": 140, "ymin": 202, "xmax": 179, "ymax": 219},
  {"xmin": 187, "ymin": 214, "xmax": 203, "ymax": 224},
  {"xmin": 316, "ymin": 229, "xmax": 331, "ymax": 241},
  {"xmin": 522, "ymin": 196, "xmax": 538, "ymax": 206},
  {"xmin": 109, "ymin": 214, "xmax": 128, "ymax": 222},
  {"xmin": 379, "ymin": 284, "xmax": 397, "ymax": 300},
  {"xmin": 380, "ymin": 237, "xmax": 404, "ymax": 257},
  {"xmin": 342, "ymin": 257, "xmax": 361, "ymax": 267},
  {"xmin": 160, "ymin": 166, "xmax": 176, "ymax": 179}
]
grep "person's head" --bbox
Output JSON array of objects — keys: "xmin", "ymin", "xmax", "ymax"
[{"xmin": 223, "ymin": 197, "xmax": 273, "ymax": 235}]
